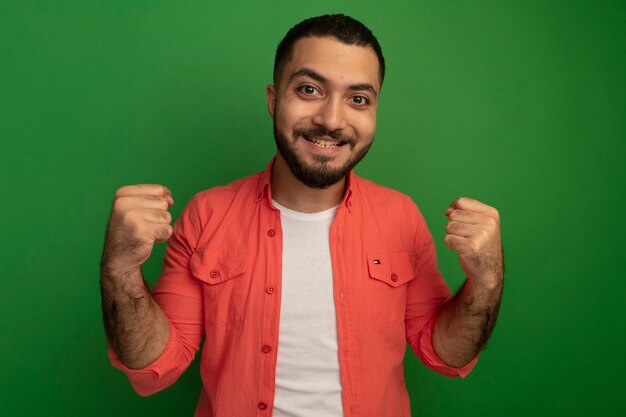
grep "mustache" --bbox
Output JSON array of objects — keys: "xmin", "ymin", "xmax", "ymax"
[{"xmin": 293, "ymin": 126, "xmax": 356, "ymax": 147}]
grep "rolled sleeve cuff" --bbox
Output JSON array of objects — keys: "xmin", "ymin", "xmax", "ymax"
[
  {"xmin": 107, "ymin": 320, "xmax": 184, "ymax": 396},
  {"xmin": 415, "ymin": 317, "xmax": 479, "ymax": 378}
]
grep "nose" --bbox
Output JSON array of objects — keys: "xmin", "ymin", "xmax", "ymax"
[{"xmin": 311, "ymin": 96, "xmax": 347, "ymax": 132}]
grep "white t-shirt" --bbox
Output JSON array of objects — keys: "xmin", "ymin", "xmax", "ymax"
[{"xmin": 272, "ymin": 200, "xmax": 343, "ymax": 417}]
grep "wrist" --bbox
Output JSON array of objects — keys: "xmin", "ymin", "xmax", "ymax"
[
  {"xmin": 466, "ymin": 273, "xmax": 502, "ymax": 292},
  {"xmin": 100, "ymin": 264, "xmax": 144, "ymax": 292},
  {"xmin": 100, "ymin": 256, "xmax": 140, "ymax": 279}
]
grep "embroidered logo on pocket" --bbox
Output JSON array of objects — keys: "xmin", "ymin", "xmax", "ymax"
[{"xmin": 367, "ymin": 252, "xmax": 416, "ymax": 327}]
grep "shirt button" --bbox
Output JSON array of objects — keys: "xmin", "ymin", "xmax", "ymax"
[
  {"xmin": 210, "ymin": 270, "xmax": 220, "ymax": 278},
  {"xmin": 262, "ymin": 345, "xmax": 272, "ymax": 353},
  {"xmin": 391, "ymin": 273, "xmax": 398, "ymax": 282},
  {"xmin": 266, "ymin": 286, "xmax": 275, "ymax": 294},
  {"xmin": 258, "ymin": 402, "xmax": 267, "ymax": 410},
  {"xmin": 267, "ymin": 229, "xmax": 277, "ymax": 237}
]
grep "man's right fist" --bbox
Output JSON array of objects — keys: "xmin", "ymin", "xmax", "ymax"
[{"xmin": 101, "ymin": 184, "xmax": 175, "ymax": 276}]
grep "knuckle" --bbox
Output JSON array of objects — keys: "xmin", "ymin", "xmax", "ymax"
[
  {"xmin": 114, "ymin": 186, "xmax": 128, "ymax": 198},
  {"xmin": 120, "ymin": 208, "xmax": 134, "ymax": 223},
  {"xmin": 153, "ymin": 210, "xmax": 171, "ymax": 222},
  {"xmin": 112, "ymin": 196, "xmax": 127, "ymax": 211},
  {"xmin": 486, "ymin": 217, "xmax": 498, "ymax": 228},
  {"xmin": 115, "ymin": 185, "xmax": 143, "ymax": 197},
  {"xmin": 121, "ymin": 211, "xmax": 142, "ymax": 231},
  {"xmin": 158, "ymin": 225, "xmax": 173, "ymax": 239},
  {"xmin": 158, "ymin": 199, "xmax": 169, "ymax": 210},
  {"xmin": 143, "ymin": 195, "xmax": 168, "ymax": 208}
]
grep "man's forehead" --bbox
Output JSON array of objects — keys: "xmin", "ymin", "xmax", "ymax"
[{"xmin": 284, "ymin": 36, "xmax": 381, "ymax": 89}]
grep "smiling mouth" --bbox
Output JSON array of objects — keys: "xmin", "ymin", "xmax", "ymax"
[{"xmin": 303, "ymin": 135, "xmax": 347, "ymax": 148}]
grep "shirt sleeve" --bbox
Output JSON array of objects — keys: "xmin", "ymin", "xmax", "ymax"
[
  {"xmin": 108, "ymin": 195, "xmax": 205, "ymax": 395},
  {"xmin": 404, "ymin": 202, "xmax": 478, "ymax": 378}
]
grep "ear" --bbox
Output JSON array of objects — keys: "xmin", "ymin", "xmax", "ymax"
[{"xmin": 266, "ymin": 84, "xmax": 276, "ymax": 118}]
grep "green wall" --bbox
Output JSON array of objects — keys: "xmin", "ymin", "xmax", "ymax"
[{"xmin": 1, "ymin": 1, "xmax": 624, "ymax": 416}]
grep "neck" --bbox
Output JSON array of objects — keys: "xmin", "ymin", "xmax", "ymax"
[{"xmin": 270, "ymin": 154, "xmax": 346, "ymax": 213}]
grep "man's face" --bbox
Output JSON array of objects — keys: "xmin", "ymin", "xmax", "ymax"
[{"xmin": 267, "ymin": 36, "xmax": 380, "ymax": 189}]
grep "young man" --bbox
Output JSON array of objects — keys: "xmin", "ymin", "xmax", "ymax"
[{"xmin": 100, "ymin": 14, "xmax": 503, "ymax": 417}]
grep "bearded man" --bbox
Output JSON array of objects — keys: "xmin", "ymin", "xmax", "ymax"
[{"xmin": 100, "ymin": 14, "xmax": 504, "ymax": 417}]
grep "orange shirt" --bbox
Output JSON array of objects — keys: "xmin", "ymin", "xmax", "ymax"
[{"xmin": 109, "ymin": 160, "xmax": 478, "ymax": 417}]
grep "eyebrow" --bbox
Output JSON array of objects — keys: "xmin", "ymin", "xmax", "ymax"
[
  {"xmin": 289, "ymin": 67, "xmax": 378, "ymax": 98},
  {"xmin": 348, "ymin": 83, "xmax": 378, "ymax": 98}
]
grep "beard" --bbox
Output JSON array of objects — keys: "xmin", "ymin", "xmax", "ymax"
[{"xmin": 273, "ymin": 121, "xmax": 373, "ymax": 189}]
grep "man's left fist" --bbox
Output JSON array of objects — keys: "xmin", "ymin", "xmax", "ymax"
[{"xmin": 444, "ymin": 197, "xmax": 503, "ymax": 288}]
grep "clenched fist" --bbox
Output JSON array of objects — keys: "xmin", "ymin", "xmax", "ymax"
[
  {"xmin": 444, "ymin": 197, "xmax": 503, "ymax": 289},
  {"xmin": 101, "ymin": 184, "xmax": 175, "ymax": 277}
]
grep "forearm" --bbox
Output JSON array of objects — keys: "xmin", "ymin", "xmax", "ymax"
[
  {"xmin": 100, "ymin": 266, "xmax": 170, "ymax": 369},
  {"xmin": 433, "ymin": 276, "xmax": 502, "ymax": 368}
]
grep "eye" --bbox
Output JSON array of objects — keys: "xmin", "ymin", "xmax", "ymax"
[
  {"xmin": 297, "ymin": 84, "xmax": 321, "ymax": 96},
  {"xmin": 349, "ymin": 95, "xmax": 370, "ymax": 106}
]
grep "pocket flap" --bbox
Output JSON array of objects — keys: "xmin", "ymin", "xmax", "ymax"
[
  {"xmin": 367, "ymin": 252, "xmax": 416, "ymax": 288},
  {"xmin": 190, "ymin": 249, "xmax": 247, "ymax": 284}
]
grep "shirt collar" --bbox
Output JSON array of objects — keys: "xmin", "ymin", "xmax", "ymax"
[{"xmin": 255, "ymin": 157, "xmax": 355, "ymax": 213}]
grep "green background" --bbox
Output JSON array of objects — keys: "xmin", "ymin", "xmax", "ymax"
[{"xmin": 1, "ymin": 1, "xmax": 624, "ymax": 416}]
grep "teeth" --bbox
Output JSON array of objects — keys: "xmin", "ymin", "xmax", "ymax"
[{"xmin": 304, "ymin": 135, "xmax": 342, "ymax": 148}]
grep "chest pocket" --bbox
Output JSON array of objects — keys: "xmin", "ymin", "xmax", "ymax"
[
  {"xmin": 367, "ymin": 252, "xmax": 417, "ymax": 327},
  {"xmin": 190, "ymin": 249, "xmax": 248, "ymax": 327}
]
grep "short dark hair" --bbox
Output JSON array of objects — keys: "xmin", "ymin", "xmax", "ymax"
[{"xmin": 273, "ymin": 14, "xmax": 385, "ymax": 86}]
